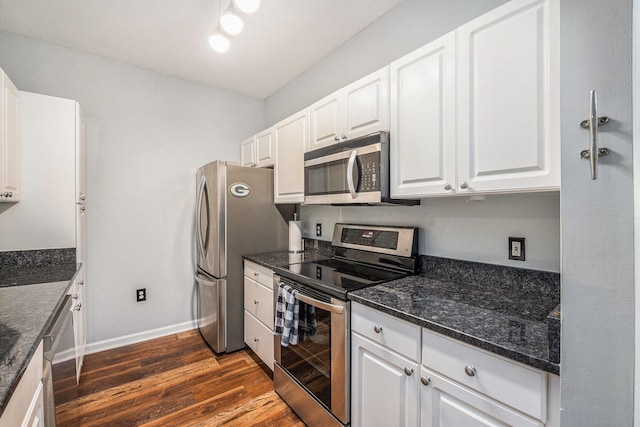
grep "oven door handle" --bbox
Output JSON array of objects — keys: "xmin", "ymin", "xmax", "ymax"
[
  {"xmin": 296, "ymin": 292, "xmax": 344, "ymax": 314},
  {"xmin": 346, "ymin": 150, "xmax": 358, "ymax": 199}
]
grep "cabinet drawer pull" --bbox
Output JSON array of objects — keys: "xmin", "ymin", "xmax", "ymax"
[
  {"xmin": 459, "ymin": 181, "xmax": 469, "ymax": 189},
  {"xmin": 253, "ymin": 299, "xmax": 259, "ymax": 304},
  {"xmin": 373, "ymin": 325, "xmax": 383, "ymax": 334},
  {"xmin": 254, "ymin": 337, "xmax": 260, "ymax": 342},
  {"xmin": 444, "ymin": 182, "xmax": 453, "ymax": 191},
  {"xmin": 254, "ymin": 272, "xmax": 260, "ymax": 277},
  {"xmin": 465, "ymin": 365, "xmax": 477, "ymax": 377},
  {"xmin": 420, "ymin": 376, "xmax": 431, "ymax": 386},
  {"xmin": 404, "ymin": 367, "xmax": 414, "ymax": 376}
]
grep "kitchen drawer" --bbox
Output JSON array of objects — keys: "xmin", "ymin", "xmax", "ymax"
[
  {"xmin": 352, "ymin": 302, "xmax": 420, "ymax": 362},
  {"xmin": 244, "ymin": 260, "xmax": 274, "ymax": 288},
  {"xmin": 422, "ymin": 329, "xmax": 547, "ymax": 421},
  {"xmin": 243, "ymin": 276, "xmax": 274, "ymax": 328},
  {"xmin": 244, "ymin": 311, "xmax": 274, "ymax": 370}
]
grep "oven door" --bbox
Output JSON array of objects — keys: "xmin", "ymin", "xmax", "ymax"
[
  {"xmin": 274, "ymin": 277, "xmax": 350, "ymax": 426},
  {"xmin": 304, "ymin": 143, "xmax": 381, "ymax": 204}
]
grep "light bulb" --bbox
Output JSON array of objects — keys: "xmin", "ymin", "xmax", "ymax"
[
  {"xmin": 209, "ymin": 32, "xmax": 230, "ymax": 53},
  {"xmin": 234, "ymin": 0, "xmax": 260, "ymax": 14},
  {"xmin": 220, "ymin": 9, "xmax": 243, "ymax": 35}
]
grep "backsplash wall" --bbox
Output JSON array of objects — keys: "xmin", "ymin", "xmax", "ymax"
[{"xmin": 300, "ymin": 192, "xmax": 560, "ymax": 272}]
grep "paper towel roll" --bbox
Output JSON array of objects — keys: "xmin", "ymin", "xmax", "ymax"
[{"xmin": 288, "ymin": 220, "xmax": 303, "ymax": 253}]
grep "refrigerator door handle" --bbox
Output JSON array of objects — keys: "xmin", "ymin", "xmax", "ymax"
[{"xmin": 196, "ymin": 174, "xmax": 208, "ymax": 259}]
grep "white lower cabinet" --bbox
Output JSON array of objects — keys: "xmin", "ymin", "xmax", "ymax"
[
  {"xmin": 0, "ymin": 341, "xmax": 44, "ymax": 427},
  {"xmin": 351, "ymin": 333, "xmax": 420, "ymax": 427},
  {"xmin": 243, "ymin": 260, "xmax": 275, "ymax": 369},
  {"xmin": 72, "ymin": 266, "xmax": 86, "ymax": 382},
  {"xmin": 351, "ymin": 303, "xmax": 560, "ymax": 427}
]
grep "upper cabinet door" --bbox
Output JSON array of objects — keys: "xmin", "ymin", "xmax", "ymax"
[
  {"xmin": 457, "ymin": 0, "xmax": 560, "ymax": 193},
  {"xmin": 1, "ymin": 70, "xmax": 20, "ymax": 202},
  {"xmin": 390, "ymin": 32, "xmax": 456, "ymax": 198},
  {"xmin": 240, "ymin": 136, "xmax": 256, "ymax": 167},
  {"xmin": 254, "ymin": 128, "xmax": 274, "ymax": 168},
  {"xmin": 309, "ymin": 92, "xmax": 341, "ymax": 152},
  {"xmin": 274, "ymin": 108, "xmax": 309, "ymax": 204},
  {"xmin": 342, "ymin": 67, "xmax": 389, "ymax": 141},
  {"xmin": 76, "ymin": 105, "xmax": 85, "ymax": 204},
  {"xmin": 308, "ymin": 67, "xmax": 389, "ymax": 152}
]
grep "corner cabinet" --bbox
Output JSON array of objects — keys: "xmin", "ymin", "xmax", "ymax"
[
  {"xmin": 273, "ymin": 108, "xmax": 309, "ymax": 204},
  {"xmin": 390, "ymin": 0, "xmax": 559, "ymax": 198},
  {"xmin": 308, "ymin": 67, "xmax": 388, "ymax": 152},
  {"xmin": 241, "ymin": 128, "xmax": 274, "ymax": 168},
  {"xmin": 0, "ymin": 68, "xmax": 20, "ymax": 202},
  {"xmin": 243, "ymin": 260, "xmax": 275, "ymax": 369},
  {"xmin": 351, "ymin": 303, "xmax": 560, "ymax": 427}
]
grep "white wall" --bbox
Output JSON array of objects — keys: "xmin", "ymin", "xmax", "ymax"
[
  {"xmin": 265, "ymin": 0, "xmax": 508, "ymax": 126},
  {"xmin": 0, "ymin": 31, "xmax": 266, "ymax": 344},
  {"xmin": 302, "ymin": 193, "xmax": 560, "ymax": 272}
]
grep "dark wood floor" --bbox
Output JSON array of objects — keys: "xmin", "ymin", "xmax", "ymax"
[{"xmin": 55, "ymin": 329, "xmax": 305, "ymax": 426}]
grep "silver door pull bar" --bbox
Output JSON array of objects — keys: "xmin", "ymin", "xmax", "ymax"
[
  {"xmin": 295, "ymin": 292, "xmax": 344, "ymax": 314},
  {"xmin": 579, "ymin": 90, "xmax": 609, "ymax": 180}
]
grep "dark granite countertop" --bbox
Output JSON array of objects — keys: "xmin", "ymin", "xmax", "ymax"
[
  {"xmin": 243, "ymin": 248, "xmax": 331, "ymax": 269},
  {"xmin": 350, "ymin": 257, "xmax": 560, "ymax": 374},
  {"xmin": 0, "ymin": 249, "xmax": 79, "ymax": 417}
]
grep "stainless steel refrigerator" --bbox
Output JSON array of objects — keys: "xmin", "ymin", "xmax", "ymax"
[{"xmin": 195, "ymin": 161, "xmax": 293, "ymax": 353}]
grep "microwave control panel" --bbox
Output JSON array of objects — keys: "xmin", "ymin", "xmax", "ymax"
[{"xmin": 359, "ymin": 152, "xmax": 380, "ymax": 192}]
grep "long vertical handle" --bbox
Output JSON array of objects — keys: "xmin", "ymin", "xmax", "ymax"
[
  {"xmin": 588, "ymin": 90, "xmax": 599, "ymax": 180},
  {"xmin": 346, "ymin": 150, "xmax": 358, "ymax": 199},
  {"xmin": 196, "ymin": 175, "xmax": 207, "ymax": 259}
]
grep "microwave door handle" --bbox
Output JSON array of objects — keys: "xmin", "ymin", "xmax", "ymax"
[{"xmin": 346, "ymin": 150, "xmax": 358, "ymax": 199}]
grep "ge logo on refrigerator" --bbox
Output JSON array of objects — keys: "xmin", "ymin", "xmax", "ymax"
[{"xmin": 229, "ymin": 182, "xmax": 251, "ymax": 197}]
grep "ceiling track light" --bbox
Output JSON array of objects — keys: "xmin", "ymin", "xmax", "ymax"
[
  {"xmin": 210, "ymin": 0, "xmax": 260, "ymax": 53},
  {"xmin": 220, "ymin": 7, "xmax": 243, "ymax": 35}
]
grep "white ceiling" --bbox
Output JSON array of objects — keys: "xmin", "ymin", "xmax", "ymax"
[{"xmin": 0, "ymin": 0, "xmax": 404, "ymax": 99}]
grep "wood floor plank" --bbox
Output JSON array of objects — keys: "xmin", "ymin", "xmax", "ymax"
[{"xmin": 56, "ymin": 329, "xmax": 303, "ymax": 426}]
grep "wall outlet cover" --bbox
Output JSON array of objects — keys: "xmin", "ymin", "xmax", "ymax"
[
  {"xmin": 509, "ymin": 237, "xmax": 525, "ymax": 261},
  {"xmin": 136, "ymin": 288, "xmax": 147, "ymax": 302}
]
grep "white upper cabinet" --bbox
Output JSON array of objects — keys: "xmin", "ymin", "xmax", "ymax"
[
  {"xmin": 308, "ymin": 67, "xmax": 389, "ymax": 152},
  {"xmin": 241, "ymin": 128, "xmax": 274, "ymax": 168},
  {"xmin": 457, "ymin": 0, "xmax": 559, "ymax": 193},
  {"xmin": 390, "ymin": 32, "xmax": 457, "ymax": 197},
  {"xmin": 76, "ymin": 106, "xmax": 85, "ymax": 204},
  {"xmin": 0, "ymin": 68, "xmax": 20, "ymax": 202},
  {"xmin": 390, "ymin": 0, "xmax": 559, "ymax": 198},
  {"xmin": 240, "ymin": 136, "xmax": 256, "ymax": 167},
  {"xmin": 273, "ymin": 108, "xmax": 309, "ymax": 204}
]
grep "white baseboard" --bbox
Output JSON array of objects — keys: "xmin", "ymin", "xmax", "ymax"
[{"xmin": 84, "ymin": 320, "xmax": 198, "ymax": 355}]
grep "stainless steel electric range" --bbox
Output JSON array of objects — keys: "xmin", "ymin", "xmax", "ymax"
[{"xmin": 272, "ymin": 223, "xmax": 419, "ymax": 427}]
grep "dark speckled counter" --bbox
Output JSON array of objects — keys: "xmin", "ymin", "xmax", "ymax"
[
  {"xmin": 0, "ymin": 249, "xmax": 79, "ymax": 418},
  {"xmin": 243, "ymin": 246, "xmax": 332, "ymax": 269},
  {"xmin": 350, "ymin": 256, "xmax": 560, "ymax": 374}
]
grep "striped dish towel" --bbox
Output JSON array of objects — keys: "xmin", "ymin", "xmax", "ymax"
[{"xmin": 274, "ymin": 283, "xmax": 299, "ymax": 346}]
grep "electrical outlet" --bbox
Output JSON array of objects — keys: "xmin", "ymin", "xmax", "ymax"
[
  {"xmin": 316, "ymin": 223, "xmax": 322, "ymax": 237},
  {"xmin": 136, "ymin": 288, "xmax": 147, "ymax": 302},
  {"xmin": 509, "ymin": 237, "xmax": 525, "ymax": 261}
]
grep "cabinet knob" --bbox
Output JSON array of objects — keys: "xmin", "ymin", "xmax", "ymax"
[
  {"xmin": 80, "ymin": 206, "xmax": 86, "ymax": 212},
  {"xmin": 74, "ymin": 302, "xmax": 82, "ymax": 311},
  {"xmin": 404, "ymin": 367, "xmax": 414, "ymax": 376},
  {"xmin": 443, "ymin": 182, "xmax": 453, "ymax": 191},
  {"xmin": 2, "ymin": 192, "xmax": 12, "ymax": 197},
  {"xmin": 334, "ymin": 136, "xmax": 340, "ymax": 142},
  {"xmin": 80, "ymin": 195, "xmax": 86, "ymax": 201},
  {"xmin": 254, "ymin": 272, "xmax": 260, "ymax": 277},
  {"xmin": 464, "ymin": 365, "xmax": 477, "ymax": 377},
  {"xmin": 341, "ymin": 134, "xmax": 347, "ymax": 140},
  {"xmin": 72, "ymin": 294, "xmax": 79, "ymax": 300},
  {"xmin": 253, "ymin": 299, "xmax": 259, "ymax": 304},
  {"xmin": 460, "ymin": 181, "xmax": 469, "ymax": 189},
  {"xmin": 254, "ymin": 337, "xmax": 260, "ymax": 342},
  {"xmin": 79, "ymin": 281, "xmax": 84, "ymax": 286},
  {"xmin": 420, "ymin": 376, "xmax": 431, "ymax": 386},
  {"xmin": 373, "ymin": 325, "xmax": 383, "ymax": 334}
]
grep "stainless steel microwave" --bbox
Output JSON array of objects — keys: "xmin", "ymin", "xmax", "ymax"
[{"xmin": 303, "ymin": 131, "xmax": 419, "ymax": 205}]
